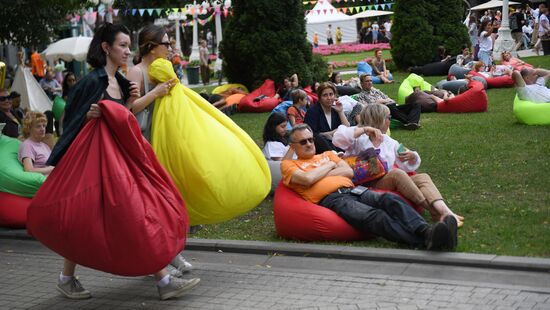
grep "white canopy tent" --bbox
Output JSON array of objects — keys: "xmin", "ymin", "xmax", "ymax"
[
  {"xmin": 10, "ymin": 66, "xmax": 52, "ymax": 113},
  {"xmin": 471, "ymin": 0, "xmax": 520, "ymax": 11},
  {"xmin": 306, "ymin": 1, "xmax": 357, "ymax": 44},
  {"xmin": 352, "ymin": 10, "xmax": 393, "ymax": 19}
]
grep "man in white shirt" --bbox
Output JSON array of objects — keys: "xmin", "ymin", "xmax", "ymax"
[
  {"xmin": 326, "ymin": 24, "xmax": 333, "ymax": 45},
  {"xmin": 383, "ymin": 20, "xmax": 392, "ymax": 40},
  {"xmin": 513, "ymin": 68, "xmax": 550, "ymax": 103}
]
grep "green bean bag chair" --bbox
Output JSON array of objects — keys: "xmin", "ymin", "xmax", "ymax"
[
  {"xmin": 513, "ymin": 95, "xmax": 550, "ymax": 125},
  {"xmin": 397, "ymin": 73, "xmax": 433, "ymax": 105},
  {"xmin": 52, "ymin": 96, "xmax": 66, "ymax": 120},
  {"xmin": 0, "ymin": 136, "xmax": 45, "ymax": 197}
]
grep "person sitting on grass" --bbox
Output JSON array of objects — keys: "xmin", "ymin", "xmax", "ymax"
[
  {"xmin": 512, "ymin": 67, "xmax": 550, "ymax": 103},
  {"xmin": 281, "ymin": 123, "xmax": 458, "ymax": 250},
  {"xmin": 500, "ymin": 51, "xmax": 533, "ymax": 71},
  {"xmin": 18, "ymin": 111, "xmax": 55, "ymax": 176},
  {"xmin": 372, "ymin": 49, "xmax": 394, "ymax": 84},
  {"xmin": 333, "ymin": 104, "xmax": 464, "ymax": 227},
  {"xmin": 287, "ymin": 89, "xmax": 307, "ymax": 127}
]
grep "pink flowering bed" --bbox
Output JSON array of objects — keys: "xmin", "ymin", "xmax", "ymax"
[{"xmin": 313, "ymin": 43, "xmax": 391, "ymax": 56}]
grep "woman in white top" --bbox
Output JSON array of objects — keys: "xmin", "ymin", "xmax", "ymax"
[
  {"xmin": 477, "ymin": 20, "xmax": 494, "ymax": 67},
  {"xmin": 534, "ymin": 7, "xmax": 550, "ymax": 55},
  {"xmin": 333, "ymin": 104, "xmax": 464, "ymax": 227}
]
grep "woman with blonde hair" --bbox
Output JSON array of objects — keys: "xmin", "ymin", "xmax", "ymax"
[
  {"xmin": 18, "ymin": 111, "xmax": 54, "ymax": 176},
  {"xmin": 333, "ymin": 104, "xmax": 464, "ymax": 227}
]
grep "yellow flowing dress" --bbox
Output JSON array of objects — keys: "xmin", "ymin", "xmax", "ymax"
[{"xmin": 150, "ymin": 59, "xmax": 270, "ymax": 225}]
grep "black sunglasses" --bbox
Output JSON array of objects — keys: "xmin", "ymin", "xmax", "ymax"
[
  {"xmin": 294, "ymin": 137, "xmax": 314, "ymax": 146},
  {"xmin": 0, "ymin": 96, "xmax": 10, "ymax": 101},
  {"xmin": 159, "ymin": 42, "xmax": 171, "ymax": 47}
]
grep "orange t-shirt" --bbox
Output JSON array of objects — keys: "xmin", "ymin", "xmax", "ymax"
[
  {"xmin": 281, "ymin": 151, "xmax": 353, "ymax": 204},
  {"xmin": 31, "ymin": 52, "xmax": 45, "ymax": 77},
  {"xmin": 287, "ymin": 105, "xmax": 305, "ymax": 125}
]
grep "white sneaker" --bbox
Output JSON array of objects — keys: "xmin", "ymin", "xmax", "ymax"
[
  {"xmin": 170, "ymin": 254, "xmax": 193, "ymax": 274},
  {"xmin": 166, "ymin": 264, "xmax": 184, "ymax": 278},
  {"xmin": 158, "ymin": 277, "xmax": 200, "ymax": 300}
]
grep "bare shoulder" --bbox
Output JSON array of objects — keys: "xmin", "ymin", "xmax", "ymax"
[{"xmin": 126, "ymin": 64, "xmax": 144, "ymax": 83}]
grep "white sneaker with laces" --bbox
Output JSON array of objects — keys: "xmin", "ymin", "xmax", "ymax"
[
  {"xmin": 170, "ymin": 254, "xmax": 193, "ymax": 274},
  {"xmin": 158, "ymin": 277, "xmax": 200, "ymax": 300}
]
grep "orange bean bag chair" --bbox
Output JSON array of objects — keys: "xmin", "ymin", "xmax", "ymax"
[
  {"xmin": 437, "ymin": 80, "xmax": 488, "ymax": 113},
  {"xmin": 238, "ymin": 79, "xmax": 281, "ymax": 112},
  {"xmin": 273, "ymin": 183, "xmax": 422, "ymax": 242},
  {"xmin": 0, "ymin": 192, "xmax": 31, "ymax": 228},
  {"xmin": 225, "ymin": 93, "xmax": 246, "ymax": 106},
  {"xmin": 468, "ymin": 71, "xmax": 514, "ymax": 88}
]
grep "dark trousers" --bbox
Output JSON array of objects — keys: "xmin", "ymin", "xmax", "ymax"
[
  {"xmin": 319, "ymin": 189, "xmax": 427, "ymax": 246},
  {"xmin": 387, "ymin": 102, "xmax": 421, "ymax": 125},
  {"xmin": 200, "ymin": 64, "xmax": 210, "ymax": 85}
]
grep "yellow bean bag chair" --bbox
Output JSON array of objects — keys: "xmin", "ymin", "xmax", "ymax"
[
  {"xmin": 513, "ymin": 95, "xmax": 550, "ymax": 125},
  {"xmin": 212, "ymin": 83, "xmax": 249, "ymax": 95},
  {"xmin": 397, "ymin": 73, "xmax": 433, "ymax": 105},
  {"xmin": 150, "ymin": 59, "xmax": 270, "ymax": 225}
]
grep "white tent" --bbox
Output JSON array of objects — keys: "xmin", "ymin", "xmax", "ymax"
[
  {"xmin": 306, "ymin": 1, "xmax": 357, "ymax": 44},
  {"xmin": 352, "ymin": 10, "xmax": 393, "ymax": 19},
  {"xmin": 471, "ymin": 0, "xmax": 520, "ymax": 11},
  {"xmin": 10, "ymin": 66, "xmax": 52, "ymax": 113}
]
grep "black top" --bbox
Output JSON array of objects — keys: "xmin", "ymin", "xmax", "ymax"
[
  {"xmin": 304, "ymin": 103, "xmax": 342, "ymax": 134},
  {"xmin": 0, "ymin": 109, "xmax": 21, "ymax": 138},
  {"xmin": 47, "ymin": 67, "xmax": 131, "ymax": 166}
]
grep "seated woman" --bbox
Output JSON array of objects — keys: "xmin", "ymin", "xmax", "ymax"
[
  {"xmin": 329, "ymin": 72, "xmax": 360, "ymax": 89},
  {"xmin": 472, "ymin": 61, "xmax": 512, "ymax": 78},
  {"xmin": 332, "ymin": 104, "xmax": 464, "ymax": 227},
  {"xmin": 371, "ymin": 49, "xmax": 394, "ymax": 84},
  {"xmin": 304, "ymin": 82, "xmax": 350, "ymax": 154},
  {"xmin": 18, "ymin": 111, "xmax": 55, "ymax": 176},
  {"xmin": 500, "ymin": 51, "xmax": 533, "ymax": 71}
]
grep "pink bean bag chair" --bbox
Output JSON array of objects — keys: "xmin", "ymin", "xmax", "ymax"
[
  {"xmin": 273, "ymin": 183, "xmax": 423, "ymax": 242},
  {"xmin": 469, "ymin": 71, "xmax": 514, "ymax": 88},
  {"xmin": 238, "ymin": 79, "xmax": 281, "ymax": 112},
  {"xmin": 437, "ymin": 80, "xmax": 488, "ymax": 113},
  {"xmin": 0, "ymin": 192, "xmax": 31, "ymax": 228}
]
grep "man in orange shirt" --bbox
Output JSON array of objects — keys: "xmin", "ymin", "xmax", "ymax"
[
  {"xmin": 31, "ymin": 49, "xmax": 45, "ymax": 81},
  {"xmin": 281, "ymin": 124, "xmax": 457, "ymax": 250}
]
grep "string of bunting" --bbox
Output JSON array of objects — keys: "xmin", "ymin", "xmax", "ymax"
[
  {"xmin": 304, "ymin": 2, "xmax": 394, "ymax": 15},
  {"xmin": 303, "ymin": 0, "xmax": 392, "ymax": 4}
]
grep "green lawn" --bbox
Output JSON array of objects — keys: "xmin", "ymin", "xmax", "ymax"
[{"xmin": 191, "ymin": 55, "xmax": 550, "ymax": 258}]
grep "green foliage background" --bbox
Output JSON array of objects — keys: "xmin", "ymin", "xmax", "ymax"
[{"xmin": 220, "ymin": 0, "xmax": 314, "ymax": 90}]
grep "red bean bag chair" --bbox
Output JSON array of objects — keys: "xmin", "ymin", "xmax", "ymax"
[
  {"xmin": 0, "ymin": 192, "xmax": 31, "ymax": 228},
  {"xmin": 238, "ymin": 79, "xmax": 281, "ymax": 112},
  {"xmin": 273, "ymin": 183, "xmax": 423, "ymax": 242},
  {"xmin": 27, "ymin": 101, "xmax": 188, "ymax": 276},
  {"xmin": 304, "ymin": 85, "xmax": 318, "ymax": 105},
  {"xmin": 468, "ymin": 71, "xmax": 514, "ymax": 88},
  {"xmin": 437, "ymin": 80, "xmax": 488, "ymax": 113}
]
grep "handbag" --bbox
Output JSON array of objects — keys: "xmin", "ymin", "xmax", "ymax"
[{"xmin": 343, "ymin": 147, "xmax": 388, "ymax": 185}]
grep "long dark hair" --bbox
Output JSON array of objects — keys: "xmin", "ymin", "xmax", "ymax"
[
  {"xmin": 136, "ymin": 24, "xmax": 167, "ymax": 63},
  {"xmin": 479, "ymin": 20, "xmax": 491, "ymax": 37},
  {"xmin": 62, "ymin": 72, "xmax": 76, "ymax": 98},
  {"xmin": 87, "ymin": 23, "xmax": 130, "ymax": 68},
  {"xmin": 262, "ymin": 113, "xmax": 288, "ymax": 145}
]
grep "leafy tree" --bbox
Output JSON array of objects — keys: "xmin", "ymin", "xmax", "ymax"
[
  {"xmin": 391, "ymin": 0, "xmax": 468, "ymax": 70},
  {"xmin": 391, "ymin": 0, "xmax": 436, "ymax": 69},
  {"xmin": 432, "ymin": 0, "xmax": 469, "ymax": 55},
  {"xmin": 0, "ymin": 0, "xmax": 86, "ymax": 47},
  {"xmin": 220, "ymin": 0, "xmax": 314, "ymax": 90}
]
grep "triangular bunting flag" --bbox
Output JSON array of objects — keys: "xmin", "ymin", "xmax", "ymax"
[
  {"xmin": 223, "ymin": 8, "xmax": 228, "ymax": 17},
  {"xmin": 147, "ymin": 9, "xmax": 154, "ymax": 16},
  {"xmin": 138, "ymin": 9, "xmax": 145, "ymax": 16},
  {"xmin": 323, "ymin": 9, "xmax": 327, "ymax": 14},
  {"xmin": 330, "ymin": 9, "xmax": 333, "ymax": 13},
  {"xmin": 131, "ymin": 9, "xmax": 137, "ymax": 16},
  {"xmin": 113, "ymin": 9, "xmax": 119, "ymax": 16},
  {"xmin": 361, "ymin": 5, "xmax": 366, "ymax": 11},
  {"xmin": 155, "ymin": 8, "xmax": 162, "ymax": 16}
]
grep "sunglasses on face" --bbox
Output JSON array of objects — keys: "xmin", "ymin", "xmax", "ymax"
[
  {"xmin": 159, "ymin": 42, "xmax": 171, "ymax": 47},
  {"xmin": 0, "ymin": 96, "xmax": 10, "ymax": 102},
  {"xmin": 294, "ymin": 137, "xmax": 314, "ymax": 146}
]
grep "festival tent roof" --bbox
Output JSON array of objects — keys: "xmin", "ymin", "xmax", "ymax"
[
  {"xmin": 305, "ymin": 0, "xmax": 357, "ymax": 44},
  {"xmin": 10, "ymin": 67, "xmax": 52, "ymax": 113},
  {"xmin": 352, "ymin": 10, "xmax": 393, "ymax": 19},
  {"xmin": 471, "ymin": 0, "xmax": 520, "ymax": 11}
]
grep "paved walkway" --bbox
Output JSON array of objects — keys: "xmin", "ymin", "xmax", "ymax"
[{"xmin": 1, "ymin": 238, "xmax": 549, "ymax": 310}]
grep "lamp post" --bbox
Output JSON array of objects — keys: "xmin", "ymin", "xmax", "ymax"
[
  {"xmin": 187, "ymin": 1, "xmax": 201, "ymax": 62},
  {"xmin": 492, "ymin": 0, "xmax": 516, "ymax": 60},
  {"xmin": 168, "ymin": 11, "xmax": 184, "ymax": 51}
]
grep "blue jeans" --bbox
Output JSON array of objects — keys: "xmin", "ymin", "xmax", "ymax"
[{"xmin": 319, "ymin": 189, "xmax": 427, "ymax": 246}]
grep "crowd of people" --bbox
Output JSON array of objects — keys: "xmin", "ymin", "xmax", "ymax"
[{"xmin": 0, "ymin": 2, "xmax": 548, "ymax": 302}]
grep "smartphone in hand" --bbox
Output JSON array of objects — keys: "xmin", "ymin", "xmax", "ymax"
[{"xmin": 397, "ymin": 143, "xmax": 407, "ymax": 155}]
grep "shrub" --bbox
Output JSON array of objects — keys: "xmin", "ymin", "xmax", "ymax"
[{"xmin": 220, "ymin": 0, "xmax": 314, "ymax": 89}]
